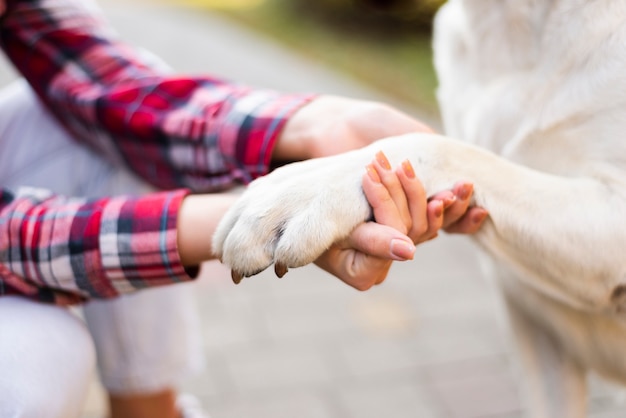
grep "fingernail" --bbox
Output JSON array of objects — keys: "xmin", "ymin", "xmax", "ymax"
[
  {"xmin": 458, "ymin": 183, "xmax": 472, "ymax": 200},
  {"xmin": 442, "ymin": 194, "xmax": 456, "ymax": 208},
  {"xmin": 472, "ymin": 210, "xmax": 488, "ymax": 224},
  {"xmin": 366, "ymin": 164, "xmax": 381, "ymax": 183},
  {"xmin": 402, "ymin": 159, "xmax": 415, "ymax": 179},
  {"xmin": 376, "ymin": 151, "xmax": 391, "ymax": 170},
  {"xmin": 433, "ymin": 200, "xmax": 443, "ymax": 217},
  {"xmin": 390, "ymin": 239, "xmax": 416, "ymax": 261}
]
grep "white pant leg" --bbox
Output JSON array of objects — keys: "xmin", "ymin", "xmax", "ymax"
[
  {"xmin": 84, "ymin": 289, "xmax": 204, "ymax": 395},
  {"xmin": 0, "ymin": 80, "xmax": 203, "ymax": 395},
  {"xmin": 0, "ymin": 296, "xmax": 96, "ymax": 418}
]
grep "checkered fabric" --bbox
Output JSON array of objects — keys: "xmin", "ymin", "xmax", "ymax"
[
  {"xmin": 0, "ymin": 0, "xmax": 314, "ymax": 304},
  {"xmin": 0, "ymin": 188, "xmax": 192, "ymax": 305}
]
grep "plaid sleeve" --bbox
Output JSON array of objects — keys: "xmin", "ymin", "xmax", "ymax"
[
  {"xmin": 0, "ymin": 0, "xmax": 315, "ymax": 192},
  {"xmin": 0, "ymin": 187, "xmax": 195, "ymax": 306}
]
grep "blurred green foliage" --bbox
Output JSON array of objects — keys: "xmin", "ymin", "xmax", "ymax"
[
  {"xmin": 219, "ymin": 0, "xmax": 445, "ymax": 115},
  {"xmin": 291, "ymin": 0, "xmax": 446, "ymax": 35}
]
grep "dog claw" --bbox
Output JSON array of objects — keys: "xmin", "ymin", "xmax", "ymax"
[
  {"xmin": 274, "ymin": 263, "xmax": 288, "ymax": 278},
  {"xmin": 231, "ymin": 270, "xmax": 244, "ymax": 285}
]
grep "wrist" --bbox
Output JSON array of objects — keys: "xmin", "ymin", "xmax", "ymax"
[
  {"xmin": 273, "ymin": 95, "xmax": 360, "ymax": 161},
  {"xmin": 272, "ymin": 99, "xmax": 320, "ymax": 162},
  {"xmin": 177, "ymin": 193, "xmax": 240, "ymax": 266}
]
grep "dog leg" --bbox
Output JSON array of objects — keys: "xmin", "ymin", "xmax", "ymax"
[
  {"xmin": 503, "ymin": 287, "xmax": 588, "ymax": 418},
  {"xmin": 214, "ymin": 132, "xmax": 626, "ymax": 312}
]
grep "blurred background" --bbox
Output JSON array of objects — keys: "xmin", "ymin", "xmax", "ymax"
[{"xmin": 180, "ymin": 0, "xmax": 444, "ymax": 116}]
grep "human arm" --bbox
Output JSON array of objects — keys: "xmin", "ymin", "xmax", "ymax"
[
  {"xmin": 179, "ymin": 151, "xmax": 485, "ymax": 289},
  {"xmin": 0, "ymin": 177, "xmax": 477, "ymax": 305},
  {"xmin": 0, "ymin": 0, "xmax": 490, "ymax": 231},
  {"xmin": 0, "ymin": 187, "xmax": 199, "ymax": 305},
  {"xmin": 0, "ymin": 0, "xmax": 313, "ymax": 191}
]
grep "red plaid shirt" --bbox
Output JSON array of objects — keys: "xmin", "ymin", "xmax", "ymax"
[{"xmin": 0, "ymin": 0, "xmax": 313, "ymax": 304}]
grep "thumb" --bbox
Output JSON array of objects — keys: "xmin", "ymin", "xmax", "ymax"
[{"xmin": 347, "ymin": 222, "xmax": 416, "ymax": 261}]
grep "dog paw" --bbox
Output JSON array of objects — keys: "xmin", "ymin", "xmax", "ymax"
[{"xmin": 212, "ymin": 151, "xmax": 372, "ymax": 282}]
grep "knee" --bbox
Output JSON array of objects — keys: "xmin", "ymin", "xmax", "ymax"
[{"xmin": 0, "ymin": 297, "xmax": 96, "ymax": 418}]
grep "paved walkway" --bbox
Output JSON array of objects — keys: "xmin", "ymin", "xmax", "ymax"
[{"xmin": 1, "ymin": 1, "xmax": 625, "ymax": 417}]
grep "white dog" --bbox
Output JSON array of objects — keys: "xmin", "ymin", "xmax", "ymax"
[{"xmin": 213, "ymin": 1, "xmax": 626, "ymax": 417}]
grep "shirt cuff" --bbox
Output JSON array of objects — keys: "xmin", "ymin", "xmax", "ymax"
[
  {"xmin": 219, "ymin": 91, "xmax": 317, "ymax": 183},
  {"xmin": 98, "ymin": 189, "xmax": 196, "ymax": 296}
]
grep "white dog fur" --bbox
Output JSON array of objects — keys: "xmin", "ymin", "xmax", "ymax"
[{"xmin": 213, "ymin": 1, "xmax": 626, "ymax": 416}]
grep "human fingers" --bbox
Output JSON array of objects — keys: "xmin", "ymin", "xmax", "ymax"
[
  {"xmin": 415, "ymin": 199, "xmax": 445, "ymax": 242},
  {"xmin": 353, "ymin": 222, "xmax": 417, "ymax": 286},
  {"xmin": 341, "ymin": 221, "xmax": 415, "ymax": 289},
  {"xmin": 334, "ymin": 251, "xmax": 391, "ymax": 290},
  {"xmin": 315, "ymin": 222, "xmax": 415, "ymax": 291},
  {"xmin": 354, "ymin": 102, "xmax": 435, "ymax": 140},
  {"xmin": 444, "ymin": 207, "xmax": 489, "ymax": 234},
  {"xmin": 396, "ymin": 160, "xmax": 432, "ymax": 243},
  {"xmin": 370, "ymin": 151, "xmax": 412, "ymax": 229},
  {"xmin": 345, "ymin": 221, "xmax": 416, "ymax": 261},
  {"xmin": 363, "ymin": 164, "xmax": 406, "ymax": 233},
  {"xmin": 440, "ymin": 181, "xmax": 474, "ymax": 229}
]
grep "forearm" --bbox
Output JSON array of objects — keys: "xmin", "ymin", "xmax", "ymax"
[
  {"xmin": 177, "ymin": 193, "xmax": 240, "ymax": 266},
  {"xmin": 273, "ymin": 95, "xmax": 433, "ymax": 162},
  {"xmin": 0, "ymin": 0, "xmax": 313, "ymax": 191},
  {"xmin": 0, "ymin": 187, "xmax": 194, "ymax": 305}
]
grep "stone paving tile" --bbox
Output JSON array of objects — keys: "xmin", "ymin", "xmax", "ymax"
[
  {"xmin": 588, "ymin": 410, "xmax": 626, "ymax": 418},
  {"xmin": 333, "ymin": 378, "xmax": 445, "ymax": 418},
  {"xmin": 589, "ymin": 374, "xmax": 626, "ymax": 400},
  {"xmin": 588, "ymin": 377, "xmax": 626, "ymax": 418},
  {"xmin": 422, "ymin": 356, "xmax": 522, "ymax": 418},
  {"xmin": 207, "ymin": 390, "xmax": 336, "ymax": 418},
  {"xmin": 257, "ymin": 289, "xmax": 365, "ymax": 341},
  {"xmin": 405, "ymin": 317, "xmax": 507, "ymax": 363},
  {"xmin": 337, "ymin": 336, "xmax": 429, "ymax": 378},
  {"xmin": 221, "ymin": 344, "xmax": 337, "ymax": 394}
]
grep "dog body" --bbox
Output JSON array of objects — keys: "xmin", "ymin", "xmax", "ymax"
[
  {"xmin": 214, "ymin": 1, "xmax": 626, "ymax": 416},
  {"xmin": 434, "ymin": 1, "xmax": 626, "ymax": 416}
]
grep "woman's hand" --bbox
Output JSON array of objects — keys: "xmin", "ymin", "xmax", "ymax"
[
  {"xmin": 315, "ymin": 151, "xmax": 488, "ymax": 291},
  {"xmin": 273, "ymin": 95, "xmax": 433, "ymax": 162},
  {"xmin": 274, "ymin": 94, "xmax": 487, "ymax": 234}
]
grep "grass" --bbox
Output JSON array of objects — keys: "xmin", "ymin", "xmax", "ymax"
[{"xmin": 181, "ymin": 0, "xmax": 441, "ymax": 117}]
